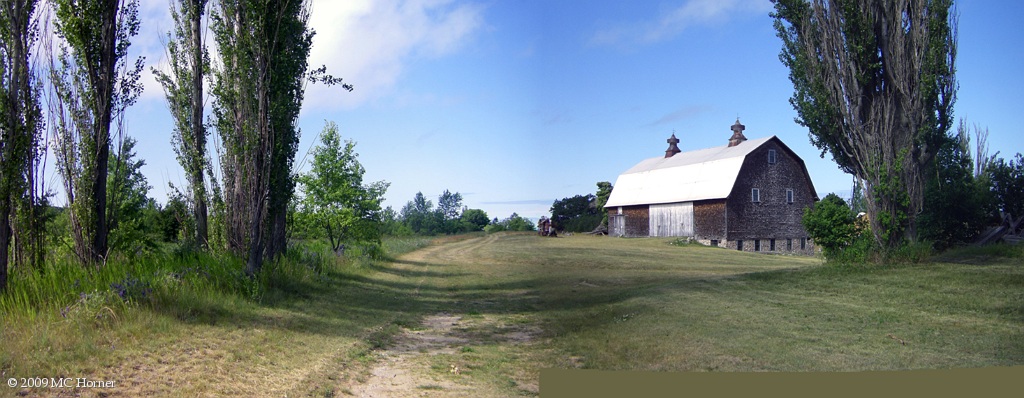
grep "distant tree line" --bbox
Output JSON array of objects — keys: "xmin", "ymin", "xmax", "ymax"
[
  {"xmin": 373, "ymin": 191, "xmax": 492, "ymax": 236},
  {"xmin": 484, "ymin": 213, "xmax": 535, "ymax": 233},
  {"xmin": 548, "ymin": 182, "xmax": 613, "ymax": 233}
]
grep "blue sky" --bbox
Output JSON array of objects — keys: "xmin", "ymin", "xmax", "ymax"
[{"xmin": 110, "ymin": 0, "xmax": 1024, "ymax": 222}]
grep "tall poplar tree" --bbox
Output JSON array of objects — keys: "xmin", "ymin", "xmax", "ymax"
[
  {"xmin": 772, "ymin": 0, "xmax": 957, "ymax": 248},
  {"xmin": 0, "ymin": 0, "xmax": 44, "ymax": 290},
  {"xmin": 49, "ymin": 0, "xmax": 144, "ymax": 264},
  {"xmin": 212, "ymin": 0, "xmax": 348, "ymax": 274},
  {"xmin": 154, "ymin": 0, "xmax": 210, "ymax": 248}
]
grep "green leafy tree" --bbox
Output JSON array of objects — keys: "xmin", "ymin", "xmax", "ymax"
[
  {"xmin": 550, "ymin": 194, "xmax": 599, "ymax": 232},
  {"xmin": 460, "ymin": 208, "xmax": 489, "ymax": 232},
  {"xmin": 158, "ymin": 192, "xmax": 189, "ymax": 243},
  {"xmin": 153, "ymin": 0, "xmax": 210, "ymax": 248},
  {"xmin": 436, "ymin": 189, "xmax": 463, "ymax": 234},
  {"xmin": 211, "ymin": 0, "xmax": 328, "ymax": 274},
  {"xmin": 49, "ymin": 0, "xmax": 145, "ymax": 264},
  {"xmin": 1, "ymin": 0, "xmax": 45, "ymax": 289},
  {"xmin": 378, "ymin": 206, "xmax": 411, "ymax": 236},
  {"xmin": 919, "ymin": 121, "xmax": 993, "ymax": 249},
  {"xmin": 989, "ymin": 153, "xmax": 1024, "ymax": 219},
  {"xmin": 773, "ymin": 0, "xmax": 957, "ymax": 248},
  {"xmin": 506, "ymin": 213, "xmax": 536, "ymax": 231},
  {"xmin": 595, "ymin": 181, "xmax": 613, "ymax": 227},
  {"xmin": 401, "ymin": 192, "xmax": 440, "ymax": 235},
  {"xmin": 297, "ymin": 121, "xmax": 388, "ymax": 254},
  {"xmin": 485, "ymin": 212, "xmax": 535, "ymax": 233},
  {"xmin": 802, "ymin": 193, "xmax": 859, "ymax": 259},
  {"xmin": 106, "ymin": 137, "xmax": 155, "ymax": 256}
]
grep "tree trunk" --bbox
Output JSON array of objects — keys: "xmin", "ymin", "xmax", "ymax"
[
  {"xmin": 89, "ymin": 2, "xmax": 119, "ymax": 264},
  {"xmin": 1, "ymin": 0, "xmax": 43, "ymax": 285},
  {"xmin": 245, "ymin": 199, "xmax": 265, "ymax": 277},
  {"xmin": 0, "ymin": 199, "xmax": 10, "ymax": 291},
  {"xmin": 191, "ymin": 0, "xmax": 209, "ymax": 248},
  {"xmin": 266, "ymin": 206, "xmax": 287, "ymax": 260}
]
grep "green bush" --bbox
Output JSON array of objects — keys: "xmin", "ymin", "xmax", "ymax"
[
  {"xmin": 823, "ymin": 232, "xmax": 874, "ymax": 265},
  {"xmin": 801, "ymin": 193, "xmax": 859, "ymax": 260}
]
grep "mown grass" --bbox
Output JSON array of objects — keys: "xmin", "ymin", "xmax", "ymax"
[
  {"xmin": 461, "ymin": 234, "xmax": 1024, "ymax": 372},
  {"xmin": 372, "ymin": 232, "xmax": 1022, "ymax": 386},
  {"xmin": 0, "ymin": 235, "xmax": 466, "ymax": 397},
  {"xmin": 2, "ymin": 232, "xmax": 1021, "ymax": 397}
]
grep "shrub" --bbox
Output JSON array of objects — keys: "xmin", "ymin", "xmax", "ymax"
[{"xmin": 802, "ymin": 193, "xmax": 859, "ymax": 260}]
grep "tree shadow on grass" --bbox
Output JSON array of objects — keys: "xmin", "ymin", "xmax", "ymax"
[{"xmin": 144, "ymin": 238, "xmax": 823, "ymax": 346}]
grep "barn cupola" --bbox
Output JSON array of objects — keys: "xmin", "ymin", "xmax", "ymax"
[
  {"xmin": 665, "ymin": 132, "xmax": 682, "ymax": 158},
  {"xmin": 728, "ymin": 118, "xmax": 747, "ymax": 147}
]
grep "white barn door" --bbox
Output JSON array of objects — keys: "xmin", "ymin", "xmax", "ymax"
[{"xmin": 649, "ymin": 202, "xmax": 694, "ymax": 237}]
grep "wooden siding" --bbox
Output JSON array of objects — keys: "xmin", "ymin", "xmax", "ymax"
[
  {"xmin": 649, "ymin": 202, "xmax": 694, "ymax": 237},
  {"xmin": 726, "ymin": 139, "xmax": 816, "ymax": 251},
  {"xmin": 693, "ymin": 199, "xmax": 726, "ymax": 241},
  {"xmin": 622, "ymin": 205, "xmax": 650, "ymax": 237}
]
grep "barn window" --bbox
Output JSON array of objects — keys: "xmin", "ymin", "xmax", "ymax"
[
  {"xmin": 801, "ymin": 237, "xmax": 807, "ymax": 250},
  {"xmin": 754, "ymin": 239, "xmax": 761, "ymax": 251},
  {"xmin": 768, "ymin": 149, "xmax": 777, "ymax": 164},
  {"xmin": 786, "ymin": 189, "xmax": 794, "ymax": 204},
  {"xmin": 751, "ymin": 188, "xmax": 760, "ymax": 202},
  {"xmin": 737, "ymin": 240, "xmax": 744, "ymax": 251},
  {"xmin": 786, "ymin": 239, "xmax": 793, "ymax": 251},
  {"xmin": 770, "ymin": 239, "xmax": 776, "ymax": 251},
  {"xmin": 711, "ymin": 239, "xmax": 719, "ymax": 247}
]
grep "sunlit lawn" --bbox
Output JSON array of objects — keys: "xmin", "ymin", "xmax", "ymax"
[{"xmin": 2, "ymin": 232, "xmax": 1021, "ymax": 396}]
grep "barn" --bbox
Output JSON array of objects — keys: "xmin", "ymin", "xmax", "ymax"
[{"xmin": 605, "ymin": 119, "xmax": 818, "ymax": 254}]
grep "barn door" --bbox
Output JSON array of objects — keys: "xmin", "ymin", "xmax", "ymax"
[
  {"xmin": 649, "ymin": 202, "xmax": 694, "ymax": 237},
  {"xmin": 610, "ymin": 214, "xmax": 625, "ymax": 237}
]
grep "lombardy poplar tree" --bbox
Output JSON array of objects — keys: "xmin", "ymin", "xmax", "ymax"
[
  {"xmin": 154, "ymin": 0, "xmax": 210, "ymax": 248},
  {"xmin": 0, "ymin": 0, "xmax": 44, "ymax": 290},
  {"xmin": 212, "ymin": 0, "xmax": 349, "ymax": 275},
  {"xmin": 50, "ymin": 0, "xmax": 144, "ymax": 265},
  {"xmin": 772, "ymin": 0, "xmax": 957, "ymax": 248}
]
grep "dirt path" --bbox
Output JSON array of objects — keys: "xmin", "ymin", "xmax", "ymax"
[
  {"xmin": 348, "ymin": 234, "xmax": 541, "ymax": 397},
  {"xmin": 348, "ymin": 313, "xmax": 472, "ymax": 397}
]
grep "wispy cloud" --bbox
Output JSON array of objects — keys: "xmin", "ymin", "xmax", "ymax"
[
  {"xmin": 647, "ymin": 104, "xmax": 714, "ymax": 127},
  {"xmin": 134, "ymin": 0, "xmax": 180, "ymax": 101},
  {"xmin": 305, "ymin": 0, "xmax": 486, "ymax": 109},
  {"xmin": 141, "ymin": 0, "xmax": 483, "ymax": 108},
  {"xmin": 591, "ymin": 0, "xmax": 771, "ymax": 46}
]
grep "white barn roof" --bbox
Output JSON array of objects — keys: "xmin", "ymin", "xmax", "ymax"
[{"xmin": 605, "ymin": 136, "xmax": 775, "ymax": 207}]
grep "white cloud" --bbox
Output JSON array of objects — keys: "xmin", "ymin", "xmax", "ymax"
[
  {"xmin": 591, "ymin": 0, "xmax": 772, "ymax": 46},
  {"xmin": 134, "ymin": 0, "xmax": 484, "ymax": 109},
  {"xmin": 305, "ymin": 0, "xmax": 486, "ymax": 109},
  {"xmin": 135, "ymin": 0, "xmax": 178, "ymax": 101}
]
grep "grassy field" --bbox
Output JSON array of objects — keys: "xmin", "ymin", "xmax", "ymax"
[{"xmin": 2, "ymin": 232, "xmax": 1022, "ymax": 396}]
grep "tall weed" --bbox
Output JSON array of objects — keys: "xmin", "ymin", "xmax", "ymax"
[{"xmin": 826, "ymin": 233, "xmax": 933, "ymax": 266}]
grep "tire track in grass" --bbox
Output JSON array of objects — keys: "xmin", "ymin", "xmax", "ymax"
[{"xmin": 350, "ymin": 234, "xmax": 541, "ymax": 397}]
